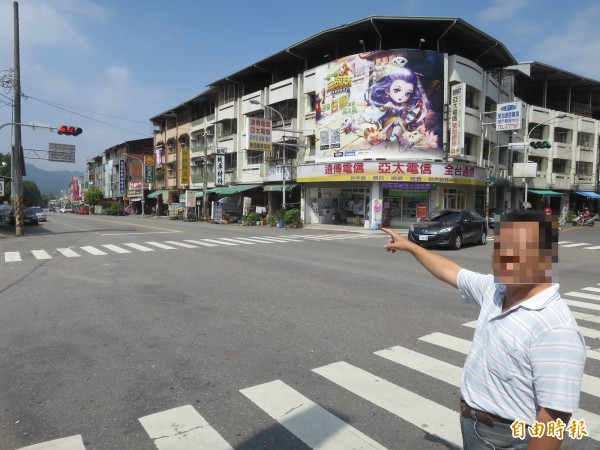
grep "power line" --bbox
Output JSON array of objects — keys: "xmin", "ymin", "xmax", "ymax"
[
  {"xmin": 21, "ymin": 93, "xmax": 152, "ymax": 138},
  {"xmin": 23, "ymin": 94, "xmax": 150, "ymax": 124}
]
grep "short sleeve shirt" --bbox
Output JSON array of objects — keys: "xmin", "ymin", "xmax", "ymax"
[{"xmin": 457, "ymin": 269, "xmax": 586, "ymax": 424}]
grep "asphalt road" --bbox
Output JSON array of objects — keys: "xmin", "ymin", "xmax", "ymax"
[{"xmin": 1, "ymin": 214, "xmax": 599, "ymax": 449}]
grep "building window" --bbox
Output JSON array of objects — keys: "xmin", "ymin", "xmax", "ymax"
[
  {"xmin": 528, "ymin": 124, "xmax": 544, "ymax": 140},
  {"xmin": 553, "ymin": 128, "xmax": 570, "ymax": 144},
  {"xmin": 217, "ymin": 119, "xmax": 237, "ymax": 138},
  {"xmin": 225, "ymin": 153, "xmax": 237, "ymax": 169},
  {"xmin": 577, "ymin": 131, "xmax": 594, "ymax": 149},
  {"xmin": 576, "ymin": 161, "xmax": 592, "ymax": 175},
  {"xmin": 306, "ymin": 93, "xmax": 316, "ymax": 113},
  {"xmin": 529, "ymin": 156, "xmax": 545, "ymax": 172},
  {"xmin": 465, "ymin": 86, "xmax": 479, "ymax": 109},
  {"xmin": 443, "ymin": 188, "xmax": 466, "ymax": 210},
  {"xmin": 552, "ymin": 158, "xmax": 568, "ymax": 174},
  {"xmin": 306, "ymin": 135, "xmax": 316, "ymax": 158},
  {"xmin": 247, "ymin": 150, "xmax": 264, "ymax": 165}
]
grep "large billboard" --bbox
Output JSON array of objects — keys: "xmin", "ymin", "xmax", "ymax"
[{"xmin": 315, "ymin": 50, "xmax": 445, "ymax": 163}]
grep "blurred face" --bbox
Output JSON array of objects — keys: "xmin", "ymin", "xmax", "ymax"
[
  {"xmin": 492, "ymin": 221, "xmax": 554, "ymax": 284},
  {"xmin": 387, "ymin": 79, "xmax": 414, "ymax": 105}
]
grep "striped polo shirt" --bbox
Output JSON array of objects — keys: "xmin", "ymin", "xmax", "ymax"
[{"xmin": 457, "ymin": 269, "xmax": 586, "ymax": 424}]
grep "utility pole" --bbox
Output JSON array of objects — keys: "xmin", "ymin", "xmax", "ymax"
[{"xmin": 13, "ymin": 1, "xmax": 24, "ymax": 236}]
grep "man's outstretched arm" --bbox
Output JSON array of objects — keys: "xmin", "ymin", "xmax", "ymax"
[{"xmin": 382, "ymin": 228, "xmax": 462, "ymax": 289}]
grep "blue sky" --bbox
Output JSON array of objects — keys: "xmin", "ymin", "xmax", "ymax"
[{"xmin": 1, "ymin": 0, "xmax": 600, "ymax": 174}]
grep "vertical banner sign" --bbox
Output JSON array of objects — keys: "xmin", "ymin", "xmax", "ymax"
[
  {"xmin": 246, "ymin": 117, "xmax": 272, "ymax": 151},
  {"xmin": 119, "ymin": 159, "xmax": 126, "ymax": 196},
  {"xmin": 243, "ymin": 196, "xmax": 251, "ymax": 216},
  {"xmin": 181, "ymin": 148, "xmax": 190, "ymax": 185},
  {"xmin": 72, "ymin": 176, "xmax": 81, "ymax": 202},
  {"xmin": 496, "ymin": 102, "xmax": 522, "ymax": 131},
  {"xmin": 145, "ymin": 155, "xmax": 154, "ymax": 183},
  {"xmin": 215, "ymin": 154, "xmax": 225, "ymax": 186},
  {"xmin": 0, "ymin": 179, "xmax": 4, "ymax": 197},
  {"xmin": 448, "ymin": 83, "xmax": 465, "ymax": 158}
]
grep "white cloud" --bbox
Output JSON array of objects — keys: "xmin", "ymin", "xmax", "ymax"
[
  {"xmin": 477, "ymin": 0, "xmax": 530, "ymax": 23},
  {"xmin": 106, "ymin": 65, "xmax": 131, "ymax": 83},
  {"xmin": 531, "ymin": 4, "xmax": 600, "ymax": 79}
]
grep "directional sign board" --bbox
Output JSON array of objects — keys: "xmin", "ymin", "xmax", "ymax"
[{"xmin": 48, "ymin": 143, "xmax": 76, "ymax": 163}]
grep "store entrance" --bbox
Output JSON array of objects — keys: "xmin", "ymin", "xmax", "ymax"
[{"xmin": 382, "ymin": 189, "xmax": 429, "ymax": 227}]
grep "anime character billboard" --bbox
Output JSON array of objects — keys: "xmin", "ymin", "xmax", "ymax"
[{"xmin": 315, "ymin": 50, "xmax": 445, "ymax": 162}]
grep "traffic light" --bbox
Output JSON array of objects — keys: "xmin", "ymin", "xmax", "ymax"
[
  {"xmin": 57, "ymin": 125, "xmax": 83, "ymax": 136},
  {"xmin": 529, "ymin": 140, "xmax": 551, "ymax": 149}
]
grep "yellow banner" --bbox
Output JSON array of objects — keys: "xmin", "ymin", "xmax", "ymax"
[{"xmin": 181, "ymin": 148, "xmax": 190, "ymax": 185}]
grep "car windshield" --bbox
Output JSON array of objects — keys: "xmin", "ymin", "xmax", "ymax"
[
  {"xmin": 424, "ymin": 211, "xmax": 462, "ymax": 222},
  {"xmin": 31, "ymin": 207, "xmax": 43, "ymax": 213}
]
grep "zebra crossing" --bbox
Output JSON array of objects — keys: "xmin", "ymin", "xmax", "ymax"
[
  {"xmin": 16, "ymin": 283, "xmax": 600, "ymax": 450},
  {"xmin": 2, "ymin": 233, "xmax": 382, "ymax": 264},
  {"xmin": 558, "ymin": 240, "xmax": 600, "ymax": 250}
]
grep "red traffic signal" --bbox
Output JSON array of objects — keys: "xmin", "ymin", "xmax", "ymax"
[{"xmin": 57, "ymin": 125, "xmax": 83, "ymax": 136}]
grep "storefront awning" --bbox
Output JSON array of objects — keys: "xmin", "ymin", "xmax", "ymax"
[
  {"xmin": 147, "ymin": 190, "xmax": 169, "ymax": 199},
  {"xmin": 206, "ymin": 184, "xmax": 261, "ymax": 195},
  {"xmin": 528, "ymin": 189, "xmax": 564, "ymax": 196},
  {"xmin": 576, "ymin": 191, "xmax": 600, "ymax": 199},
  {"xmin": 263, "ymin": 183, "xmax": 298, "ymax": 192}
]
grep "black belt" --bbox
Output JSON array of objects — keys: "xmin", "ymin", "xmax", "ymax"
[{"xmin": 460, "ymin": 399, "xmax": 514, "ymax": 426}]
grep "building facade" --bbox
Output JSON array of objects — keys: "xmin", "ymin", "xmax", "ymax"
[{"xmin": 147, "ymin": 17, "xmax": 600, "ymax": 225}]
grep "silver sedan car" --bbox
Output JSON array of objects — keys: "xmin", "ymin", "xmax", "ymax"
[{"xmin": 29, "ymin": 206, "xmax": 47, "ymax": 222}]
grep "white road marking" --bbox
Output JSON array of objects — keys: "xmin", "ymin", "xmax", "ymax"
[
  {"xmin": 561, "ymin": 243, "xmax": 591, "ymax": 247},
  {"xmin": 16, "ymin": 434, "xmax": 86, "ymax": 450},
  {"xmin": 240, "ymin": 379, "xmax": 386, "ymax": 450},
  {"xmin": 584, "ymin": 246, "xmax": 600, "ymax": 250},
  {"xmin": 145, "ymin": 241, "xmax": 177, "ymax": 250},
  {"xmin": 56, "ymin": 248, "xmax": 81, "ymax": 258},
  {"xmin": 564, "ymin": 291, "xmax": 600, "ymax": 302},
  {"xmin": 122, "ymin": 243, "xmax": 154, "ymax": 252},
  {"xmin": 565, "ymin": 300, "xmax": 600, "ymax": 311},
  {"xmin": 219, "ymin": 238, "xmax": 256, "ymax": 245},
  {"xmin": 313, "ymin": 361, "xmax": 463, "ymax": 448},
  {"xmin": 419, "ymin": 332, "xmax": 472, "ymax": 354},
  {"xmin": 200, "ymin": 239, "xmax": 237, "ymax": 246},
  {"xmin": 583, "ymin": 287, "xmax": 600, "ymax": 293},
  {"xmin": 139, "ymin": 404, "xmax": 233, "ymax": 450},
  {"xmin": 102, "ymin": 244, "xmax": 131, "ymax": 254},
  {"xmin": 5, "ymin": 251, "xmax": 21, "ymax": 262},
  {"xmin": 419, "ymin": 332, "xmax": 600, "ymax": 399},
  {"xmin": 184, "ymin": 239, "xmax": 218, "ymax": 247},
  {"xmin": 80, "ymin": 246, "xmax": 107, "ymax": 256},
  {"xmin": 251, "ymin": 236, "xmax": 298, "ymax": 242},
  {"xmin": 163, "ymin": 240, "xmax": 198, "ymax": 248},
  {"xmin": 572, "ymin": 311, "xmax": 600, "ymax": 324},
  {"xmin": 31, "ymin": 250, "xmax": 52, "ymax": 260},
  {"xmin": 230, "ymin": 237, "xmax": 275, "ymax": 244}
]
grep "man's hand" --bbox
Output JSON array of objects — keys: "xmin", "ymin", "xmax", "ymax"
[
  {"xmin": 382, "ymin": 227, "xmax": 415, "ymax": 253},
  {"xmin": 382, "ymin": 227, "xmax": 461, "ymax": 288}
]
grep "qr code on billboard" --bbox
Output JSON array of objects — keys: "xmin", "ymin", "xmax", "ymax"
[
  {"xmin": 330, "ymin": 129, "xmax": 341, "ymax": 149},
  {"xmin": 320, "ymin": 129, "xmax": 330, "ymax": 150}
]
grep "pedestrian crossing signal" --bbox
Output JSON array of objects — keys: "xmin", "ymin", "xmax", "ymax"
[
  {"xmin": 57, "ymin": 125, "xmax": 83, "ymax": 136},
  {"xmin": 530, "ymin": 140, "xmax": 551, "ymax": 149}
]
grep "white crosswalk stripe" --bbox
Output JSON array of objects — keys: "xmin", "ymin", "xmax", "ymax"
[
  {"xmin": 145, "ymin": 241, "xmax": 177, "ymax": 250},
  {"xmin": 565, "ymin": 291, "xmax": 600, "ymax": 302},
  {"xmin": 219, "ymin": 237, "xmax": 256, "ymax": 244},
  {"xmin": 80, "ymin": 246, "xmax": 107, "ymax": 256},
  {"xmin": 163, "ymin": 240, "xmax": 198, "ymax": 248},
  {"xmin": 183, "ymin": 239, "xmax": 219, "ymax": 247},
  {"xmin": 56, "ymin": 248, "xmax": 81, "ymax": 257},
  {"xmin": 5, "ymin": 251, "xmax": 21, "ymax": 262},
  {"xmin": 31, "ymin": 249, "xmax": 52, "ymax": 260},
  {"xmin": 313, "ymin": 361, "xmax": 464, "ymax": 447},
  {"xmin": 139, "ymin": 405, "xmax": 233, "ymax": 450},
  {"xmin": 231, "ymin": 236, "xmax": 275, "ymax": 244},
  {"xmin": 241, "ymin": 380, "xmax": 386, "ymax": 450},
  {"xmin": 200, "ymin": 238, "xmax": 238, "ymax": 245},
  {"xmin": 122, "ymin": 242, "xmax": 154, "ymax": 252},
  {"xmin": 102, "ymin": 244, "xmax": 131, "ymax": 254},
  {"xmin": 16, "ymin": 434, "xmax": 86, "ymax": 450},
  {"xmin": 560, "ymin": 242, "xmax": 591, "ymax": 247}
]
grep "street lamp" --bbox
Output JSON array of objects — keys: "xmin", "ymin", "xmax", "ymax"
[
  {"xmin": 524, "ymin": 113, "xmax": 567, "ymax": 207},
  {"xmin": 249, "ymin": 99, "xmax": 288, "ymax": 209},
  {"xmin": 122, "ymin": 153, "xmax": 146, "ymax": 218}
]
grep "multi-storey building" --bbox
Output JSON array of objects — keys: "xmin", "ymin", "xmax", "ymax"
[
  {"xmin": 147, "ymin": 16, "xmax": 600, "ymax": 225},
  {"xmin": 85, "ymin": 138, "xmax": 153, "ymax": 213}
]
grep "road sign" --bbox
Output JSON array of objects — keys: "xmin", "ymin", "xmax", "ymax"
[{"xmin": 48, "ymin": 143, "xmax": 75, "ymax": 163}]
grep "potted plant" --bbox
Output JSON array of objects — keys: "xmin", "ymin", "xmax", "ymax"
[{"xmin": 284, "ymin": 208, "xmax": 302, "ymax": 228}]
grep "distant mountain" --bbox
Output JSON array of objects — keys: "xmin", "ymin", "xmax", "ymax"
[{"xmin": 24, "ymin": 164, "xmax": 83, "ymax": 195}]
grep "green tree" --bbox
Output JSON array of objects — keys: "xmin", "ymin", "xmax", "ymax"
[
  {"xmin": 85, "ymin": 186, "xmax": 103, "ymax": 206},
  {"xmin": 23, "ymin": 180, "xmax": 43, "ymax": 207}
]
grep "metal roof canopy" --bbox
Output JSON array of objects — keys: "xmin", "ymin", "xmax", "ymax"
[{"xmin": 208, "ymin": 16, "xmax": 516, "ymax": 87}]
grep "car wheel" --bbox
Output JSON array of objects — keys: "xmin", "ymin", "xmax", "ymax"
[
  {"xmin": 452, "ymin": 233, "xmax": 462, "ymax": 250},
  {"xmin": 479, "ymin": 229, "xmax": 487, "ymax": 245}
]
